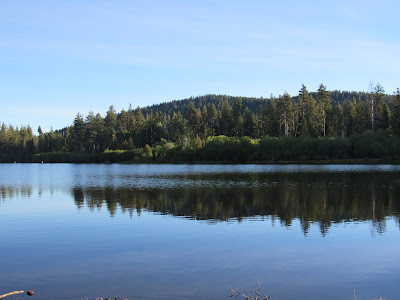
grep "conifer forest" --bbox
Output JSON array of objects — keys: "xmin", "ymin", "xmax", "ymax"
[{"xmin": 2, "ymin": 84, "xmax": 400, "ymax": 163}]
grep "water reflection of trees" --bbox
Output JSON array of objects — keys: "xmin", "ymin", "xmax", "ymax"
[
  {"xmin": 2, "ymin": 172, "xmax": 400, "ymax": 236},
  {"xmin": 0, "ymin": 185, "xmax": 32, "ymax": 202},
  {"xmin": 71, "ymin": 173, "xmax": 400, "ymax": 236}
]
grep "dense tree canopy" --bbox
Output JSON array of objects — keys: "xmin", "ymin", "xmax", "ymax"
[{"xmin": 1, "ymin": 84, "xmax": 400, "ymax": 163}]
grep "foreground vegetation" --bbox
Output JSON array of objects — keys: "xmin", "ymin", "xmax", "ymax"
[
  {"xmin": 24, "ymin": 131, "xmax": 400, "ymax": 163},
  {"xmin": 1, "ymin": 84, "xmax": 400, "ymax": 163}
]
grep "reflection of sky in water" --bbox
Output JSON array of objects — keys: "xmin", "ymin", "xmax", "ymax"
[
  {"xmin": 1, "ymin": 163, "xmax": 400, "ymax": 191},
  {"xmin": 1, "ymin": 163, "xmax": 400, "ymax": 228},
  {"xmin": 1, "ymin": 164, "xmax": 400, "ymax": 299}
]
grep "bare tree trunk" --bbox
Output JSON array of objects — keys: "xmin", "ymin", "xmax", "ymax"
[
  {"xmin": 371, "ymin": 97, "xmax": 375, "ymax": 131},
  {"xmin": 284, "ymin": 112, "xmax": 288, "ymax": 136},
  {"xmin": 322, "ymin": 102, "xmax": 326, "ymax": 137}
]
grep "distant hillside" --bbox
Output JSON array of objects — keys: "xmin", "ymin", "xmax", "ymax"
[
  {"xmin": 140, "ymin": 94, "xmax": 267, "ymax": 118},
  {"xmin": 140, "ymin": 90, "xmax": 395, "ymax": 118},
  {"xmin": 2, "ymin": 84, "xmax": 400, "ymax": 163}
]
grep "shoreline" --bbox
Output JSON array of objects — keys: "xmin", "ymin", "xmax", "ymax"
[{"xmin": 2, "ymin": 158, "xmax": 399, "ymax": 165}]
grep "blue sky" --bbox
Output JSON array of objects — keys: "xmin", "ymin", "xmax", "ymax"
[{"xmin": 1, "ymin": 0, "xmax": 400, "ymax": 132}]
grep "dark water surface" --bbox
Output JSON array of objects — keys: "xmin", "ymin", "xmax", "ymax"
[{"xmin": 1, "ymin": 164, "xmax": 399, "ymax": 299}]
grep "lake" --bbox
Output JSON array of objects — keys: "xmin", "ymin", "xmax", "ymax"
[{"xmin": 0, "ymin": 164, "xmax": 399, "ymax": 300}]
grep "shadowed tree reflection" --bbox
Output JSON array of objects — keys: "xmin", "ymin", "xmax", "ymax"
[
  {"xmin": 0, "ymin": 185, "xmax": 32, "ymax": 204},
  {"xmin": 68, "ymin": 172, "xmax": 400, "ymax": 236},
  {"xmin": 2, "ymin": 172, "xmax": 400, "ymax": 236}
]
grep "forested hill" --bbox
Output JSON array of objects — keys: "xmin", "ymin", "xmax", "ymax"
[
  {"xmin": 141, "ymin": 94, "xmax": 267, "ymax": 118},
  {"xmin": 140, "ymin": 90, "xmax": 394, "ymax": 119},
  {"xmin": 1, "ymin": 84, "xmax": 400, "ymax": 163}
]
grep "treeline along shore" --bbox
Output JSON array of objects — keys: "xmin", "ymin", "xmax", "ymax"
[{"xmin": 2, "ymin": 84, "xmax": 400, "ymax": 163}]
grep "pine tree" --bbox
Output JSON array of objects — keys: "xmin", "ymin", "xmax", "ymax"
[
  {"xmin": 317, "ymin": 84, "xmax": 331, "ymax": 137},
  {"xmin": 371, "ymin": 83, "xmax": 385, "ymax": 131},
  {"xmin": 276, "ymin": 93, "xmax": 293, "ymax": 136},
  {"xmin": 391, "ymin": 88, "xmax": 400, "ymax": 135},
  {"xmin": 145, "ymin": 110, "xmax": 156, "ymax": 145},
  {"xmin": 233, "ymin": 98, "xmax": 243, "ymax": 137},
  {"xmin": 354, "ymin": 97, "xmax": 367, "ymax": 134},
  {"xmin": 37, "ymin": 126, "xmax": 46, "ymax": 152},
  {"xmin": 71, "ymin": 113, "xmax": 85, "ymax": 152},
  {"xmin": 298, "ymin": 84, "xmax": 309, "ymax": 135},
  {"xmin": 85, "ymin": 111, "xmax": 98, "ymax": 153},
  {"xmin": 187, "ymin": 101, "xmax": 201, "ymax": 137},
  {"xmin": 307, "ymin": 95, "xmax": 322, "ymax": 137},
  {"xmin": 220, "ymin": 100, "xmax": 233, "ymax": 136},
  {"xmin": 134, "ymin": 106, "xmax": 145, "ymax": 131},
  {"xmin": 126, "ymin": 104, "xmax": 136, "ymax": 132},
  {"xmin": 208, "ymin": 104, "xmax": 218, "ymax": 136},
  {"xmin": 105, "ymin": 105, "xmax": 117, "ymax": 149},
  {"xmin": 168, "ymin": 112, "xmax": 186, "ymax": 144},
  {"xmin": 201, "ymin": 105, "xmax": 208, "ymax": 139},
  {"xmin": 243, "ymin": 107, "xmax": 255, "ymax": 138},
  {"xmin": 118, "ymin": 109, "xmax": 128, "ymax": 132}
]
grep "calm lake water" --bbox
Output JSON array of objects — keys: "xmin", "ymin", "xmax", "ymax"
[{"xmin": 1, "ymin": 164, "xmax": 399, "ymax": 300}]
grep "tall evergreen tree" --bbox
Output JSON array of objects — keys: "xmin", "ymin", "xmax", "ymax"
[
  {"xmin": 276, "ymin": 93, "xmax": 293, "ymax": 136},
  {"xmin": 85, "ymin": 112, "xmax": 98, "ymax": 152},
  {"xmin": 168, "ymin": 112, "xmax": 187, "ymax": 144},
  {"xmin": 105, "ymin": 105, "xmax": 117, "ymax": 149},
  {"xmin": 118, "ymin": 109, "xmax": 129, "ymax": 132},
  {"xmin": 208, "ymin": 104, "xmax": 218, "ymax": 136},
  {"xmin": 307, "ymin": 95, "xmax": 322, "ymax": 137},
  {"xmin": 264, "ymin": 99, "xmax": 279, "ymax": 137},
  {"xmin": 392, "ymin": 89, "xmax": 400, "ymax": 135},
  {"xmin": 243, "ymin": 107, "xmax": 255, "ymax": 138},
  {"xmin": 220, "ymin": 100, "xmax": 233, "ymax": 136},
  {"xmin": 38, "ymin": 126, "xmax": 46, "ymax": 152},
  {"xmin": 94, "ymin": 113, "xmax": 105, "ymax": 152},
  {"xmin": 134, "ymin": 106, "xmax": 145, "ymax": 131},
  {"xmin": 126, "ymin": 104, "xmax": 136, "ymax": 132},
  {"xmin": 371, "ymin": 83, "xmax": 385, "ymax": 131},
  {"xmin": 233, "ymin": 98, "xmax": 243, "ymax": 137},
  {"xmin": 187, "ymin": 101, "xmax": 201, "ymax": 137},
  {"xmin": 71, "ymin": 113, "xmax": 85, "ymax": 152},
  {"xmin": 317, "ymin": 84, "xmax": 331, "ymax": 137},
  {"xmin": 298, "ymin": 84, "xmax": 310, "ymax": 135},
  {"xmin": 200, "ymin": 105, "xmax": 208, "ymax": 139}
]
